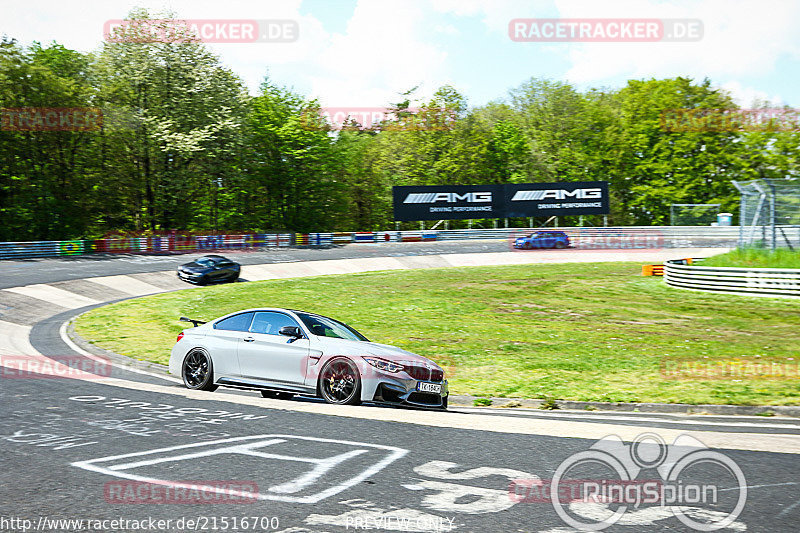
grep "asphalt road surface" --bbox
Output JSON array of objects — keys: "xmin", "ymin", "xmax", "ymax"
[
  {"xmin": 0, "ymin": 240, "xmax": 506, "ymax": 289},
  {"xmin": 2, "ymin": 243, "xmax": 799, "ymax": 532}
]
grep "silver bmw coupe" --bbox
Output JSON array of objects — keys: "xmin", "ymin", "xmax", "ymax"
[{"xmin": 169, "ymin": 308, "xmax": 448, "ymax": 409}]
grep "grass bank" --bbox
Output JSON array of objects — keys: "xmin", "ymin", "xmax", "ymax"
[
  {"xmin": 702, "ymin": 248, "xmax": 800, "ymax": 269},
  {"xmin": 75, "ymin": 262, "xmax": 800, "ymax": 405}
]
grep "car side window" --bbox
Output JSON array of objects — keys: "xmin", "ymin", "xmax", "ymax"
[
  {"xmin": 214, "ymin": 312, "xmax": 254, "ymax": 332},
  {"xmin": 250, "ymin": 311, "xmax": 302, "ymax": 336}
]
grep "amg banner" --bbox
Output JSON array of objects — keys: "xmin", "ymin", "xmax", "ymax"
[
  {"xmin": 392, "ymin": 184, "xmax": 505, "ymax": 221},
  {"xmin": 504, "ymin": 180, "xmax": 610, "ymax": 217},
  {"xmin": 392, "ymin": 181, "xmax": 609, "ymax": 221}
]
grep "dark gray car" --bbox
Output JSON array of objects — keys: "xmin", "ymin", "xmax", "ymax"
[{"xmin": 177, "ymin": 255, "xmax": 240, "ymax": 284}]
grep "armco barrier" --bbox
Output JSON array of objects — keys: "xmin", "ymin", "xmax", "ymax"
[
  {"xmin": 0, "ymin": 233, "xmax": 294, "ymax": 260},
  {"xmin": 0, "ymin": 226, "xmax": 743, "ymax": 260},
  {"xmin": 438, "ymin": 226, "xmax": 742, "ymax": 249},
  {"xmin": 664, "ymin": 259, "xmax": 800, "ymax": 298}
]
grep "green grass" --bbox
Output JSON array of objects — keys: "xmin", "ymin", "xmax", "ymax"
[
  {"xmin": 74, "ymin": 262, "xmax": 800, "ymax": 406},
  {"xmin": 702, "ymin": 248, "xmax": 800, "ymax": 269}
]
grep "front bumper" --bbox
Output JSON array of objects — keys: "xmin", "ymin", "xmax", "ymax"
[
  {"xmin": 370, "ymin": 380, "xmax": 448, "ymax": 408},
  {"xmin": 177, "ymin": 271, "xmax": 203, "ymax": 283}
]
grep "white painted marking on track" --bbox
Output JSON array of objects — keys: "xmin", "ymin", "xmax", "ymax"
[
  {"xmin": 84, "ymin": 275, "xmax": 164, "ymax": 296},
  {"xmin": 59, "ymin": 320, "xmax": 182, "ymax": 384},
  {"xmin": 72, "ymin": 435, "xmax": 408, "ymax": 504},
  {"xmin": 0, "ymin": 320, "xmax": 39, "ymax": 356},
  {"xmin": 455, "ymin": 407, "xmax": 800, "ymax": 430},
  {"xmin": 4, "ymin": 284, "xmax": 99, "ymax": 309}
]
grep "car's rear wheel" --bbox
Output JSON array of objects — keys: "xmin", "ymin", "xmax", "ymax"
[
  {"xmin": 319, "ymin": 358, "xmax": 362, "ymax": 405},
  {"xmin": 554, "ymin": 241, "xmax": 567, "ymax": 249},
  {"xmin": 181, "ymin": 349, "xmax": 218, "ymax": 391},
  {"xmin": 261, "ymin": 390, "xmax": 294, "ymax": 400}
]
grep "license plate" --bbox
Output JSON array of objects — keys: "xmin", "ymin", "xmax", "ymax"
[{"xmin": 417, "ymin": 382, "xmax": 441, "ymax": 394}]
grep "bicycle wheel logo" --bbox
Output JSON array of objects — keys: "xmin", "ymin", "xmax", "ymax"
[{"xmin": 551, "ymin": 433, "xmax": 747, "ymax": 531}]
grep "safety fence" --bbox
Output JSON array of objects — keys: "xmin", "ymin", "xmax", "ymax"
[
  {"xmin": 0, "ymin": 226, "xmax": 740, "ymax": 260},
  {"xmin": 0, "ymin": 233, "xmax": 293, "ymax": 260},
  {"xmin": 440, "ymin": 225, "xmax": 740, "ymax": 248},
  {"xmin": 664, "ymin": 259, "xmax": 800, "ymax": 298}
]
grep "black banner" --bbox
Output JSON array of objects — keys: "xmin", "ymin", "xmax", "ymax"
[
  {"xmin": 392, "ymin": 181, "xmax": 609, "ymax": 221},
  {"xmin": 392, "ymin": 184, "xmax": 505, "ymax": 221},
  {"xmin": 504, "ymin": 181, "xmax": 609, "ymax": 217}
]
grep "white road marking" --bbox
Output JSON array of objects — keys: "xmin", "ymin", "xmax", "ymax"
[
  {"xmin": 777, "ymin": 496, "xmax": 800, "ymax": 517},
  {"xmin": 401, "ymin": 480, "xmax": 516, "ymax": 514},
  {"xmin": 0, "ymin": 320, "xmax": 39, "ymax": 356},
  {"xmin": 58, "ymin": 319, "xmax": 181, "ymax": 384},
  {"xmin": 455, "ymin": 407, "xmax": 800, "ymax": 430},
  {"xmin": 72, "ymin": 435, "xmax": 408, "ymax": 504},
  {"xmin": 305, "ymin": 501, "xmax": 457, "ymax": 532},
  {"xmin": 49, "ymin": 371, "xmax": 800, "ymax": 454},
  {"xmin": 84, "ymin": 275, "xmax": 165, "ymax": 296},
  {"xmin": 413, "ymin": 461, "xmax": 537, "ymax": 482},
  {"xmin": 4, "ymin": 284, "xmax": 99, "ymax": 309},
  {"xmin": 568, "ymin": 502, "xmax": 747, "ymax": 531}
]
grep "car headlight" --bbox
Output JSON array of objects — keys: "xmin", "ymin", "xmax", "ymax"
[{"xmin": 363, "ymin": 357, "xmax": 404, "ymax": 373}]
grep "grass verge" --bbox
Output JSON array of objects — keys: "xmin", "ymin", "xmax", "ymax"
[
  {"xmin": 702, "ymin": 248, "xmax": 800, "ymax": 269},
  {"xmin": 75, "ymin": 262, "xmax": 800, "ymax": 405}
]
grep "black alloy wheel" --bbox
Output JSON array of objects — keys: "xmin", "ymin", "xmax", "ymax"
[
  {"xmin": 181, "ymin": 349, "xmax": 218, "ymax": 391},
  {"xmin": 319, "ymin": 358, "xmax": 362, "ymax": 405}
]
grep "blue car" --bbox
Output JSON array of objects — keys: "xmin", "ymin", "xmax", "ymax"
[{"xmin": 513, "ymin": 231, "xmax": 570, "ymax": 250}]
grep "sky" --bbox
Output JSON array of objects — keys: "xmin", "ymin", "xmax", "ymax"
[{"xmin": 3, "ymin": 0, "xmax": 799, "ymax": 109}]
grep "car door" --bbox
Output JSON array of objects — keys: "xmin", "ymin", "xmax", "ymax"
[
  {"xmin": 541, "ymin": 232, "xmax": 556, "ymax": 248},
  {"xmin": 209, "ymin": 260, "xmax": 227, "ymax": 281},
  {"xmin": 215, "ymin": 260, "xmax": 234, "ymax": 279},
  {"xmin": 207, "ymin": 312, "xmax": 253, "ymax": 377},
  {"xmin": 236, "ymin": 311, "xmax": 310, "ymax": 388}
]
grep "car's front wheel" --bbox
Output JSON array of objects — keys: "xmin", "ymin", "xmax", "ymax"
[
  {"xmin": 523, "ymin": 242, "xmax": 532, "ymax": 250},
  {"xmin": 181, "ymin": 349, "xmax": 218, "ymax": 391},
  {"xmin": 319, "ymin": 357, "xmax": 362, "ymax": 405}
]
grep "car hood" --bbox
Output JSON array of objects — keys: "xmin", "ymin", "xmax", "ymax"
[
  {"xmin": 313, "ymin": 337, "xmax": 440, "ymax": 367},
  {"xmin": 179, "ymin": 262, "xmax": 210, "ymax": 272}
]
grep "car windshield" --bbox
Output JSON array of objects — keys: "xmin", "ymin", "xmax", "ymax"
[
  {"xmin": 295, "ymin": 312, "xmax": 368, "ymax": 342},
  {"xmin": 195, "ymin": 258, "xmax": 216, "ymax": 267}
]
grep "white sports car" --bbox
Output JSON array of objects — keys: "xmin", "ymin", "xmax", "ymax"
[{"xmin": 169, "ymin": 308, "xmax": 449, "ymax": 409}]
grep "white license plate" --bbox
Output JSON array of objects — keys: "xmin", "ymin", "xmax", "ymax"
[{"xmin": 417, "ymin": 382, "xmax": 441, "ymax": 394}]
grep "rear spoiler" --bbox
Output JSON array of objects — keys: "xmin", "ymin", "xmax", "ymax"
[{"xmin": 179, "ymin": 316, "xmax": 207, "ymax": 327}]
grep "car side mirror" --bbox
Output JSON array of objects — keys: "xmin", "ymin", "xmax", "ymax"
[{"xmin": 279, "ymin": 326, "xmax": 303, "ymax": 339}]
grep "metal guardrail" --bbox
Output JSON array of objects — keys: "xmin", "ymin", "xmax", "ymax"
[
  {"xmin": 0, "ymin": 233, "xmax": 293, "ymax": 260},
  {"xmin": 437, "ymin": 226, "xmax": 740, "ymax": 248},
  {"xmin": 664, "ymin": 259, "xmax": 800, "ymax": 298},
  {"xmin": 0, "ymin": 226, "xmax": 739, "ymax": 260}
]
